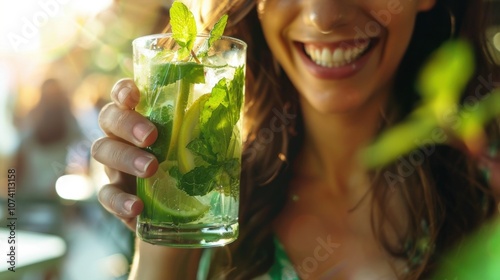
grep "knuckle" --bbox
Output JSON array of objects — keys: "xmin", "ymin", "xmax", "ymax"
[
  {"xmin": 98, "ymin": 186, "xmax": 124, "ymax": 215},
  {"xmin": 98, "ymin": 104, "xmax": 137, "ymax": 139},
  {"xmin": 97, "ymin": 185, "xmax": 115, "ymax": 210},
  {"xmin": 107, "ymin": 144, "xmax": 127, "ymax": 166},
  {"xmin": 115, "ymin": 109, "xmax": 132, "ymax": 129},
  {"xmin": 108, "ymin": 193, "xmax": 121, "ymax": 214},
  {"xmin": 98, "ymin": 103, "xmax": 116, "ymax": 131},
  {"xmin": 91, "ymin": 138, "xmax": 129, "ymax": 170}
]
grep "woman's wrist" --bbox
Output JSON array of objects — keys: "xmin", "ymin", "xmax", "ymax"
[{"xmin": 129, "ymin": 238, "xmax": 202, "ymax": 280}]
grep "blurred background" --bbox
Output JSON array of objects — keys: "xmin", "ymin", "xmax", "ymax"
[
  {"xmin": 0, "ymin": 0, "xmax": 172, "ymax": 279},
  {"xmin": 0, "ymin": 0, "xmax": 499, "ymax": 280}
]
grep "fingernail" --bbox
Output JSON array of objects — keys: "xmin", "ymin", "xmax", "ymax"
[
  {"xmin": 118, "ymin": 86, "xmax": 132, "ymax": 104},
  {"xmin": 133, "ymin": 123, "xmax": 155, "ymax": 143},
  {"xmin": 134, "ymin": 156, "xmax": 154, "ymax": 173},
  {"xmin": 124, "ymin": 199, "xmax": 135, "ymax": 212}
]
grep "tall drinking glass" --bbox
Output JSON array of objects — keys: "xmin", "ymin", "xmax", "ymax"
[{"xmin": 132, "ymin": 34, "xmax": 246, "ymax": 247}]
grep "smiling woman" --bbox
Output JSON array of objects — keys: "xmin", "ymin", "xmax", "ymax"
[
  {"xmin": 203, "ymin": 0, "xmax": 500, "ymax": 278},
  {"xmin": 258, "ymin": 0, "xmax": 435, "ymax": 115}
]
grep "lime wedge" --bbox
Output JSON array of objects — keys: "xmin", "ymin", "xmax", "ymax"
[
  {"xmin": 177, "ymin": 94, "xmax": 210, "ymax": 174},
  {"xmin": 142, "ymin": 161, "xmax": 209, "ymax": 223}
]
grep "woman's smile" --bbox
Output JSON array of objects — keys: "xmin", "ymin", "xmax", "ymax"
[{"xmin": 295, "ymin": 37, "xmax": 378, "ymax": 79}]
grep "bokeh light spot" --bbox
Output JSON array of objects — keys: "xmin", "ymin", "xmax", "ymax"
[
  {"xmin": 55, "ymin": 174, "xmax": 94, "ymax": 201},
  {"xmin": 94, "ymin": 45, "xmax": 119, "ymax": 71},
  {"xmin": 494, "ymin": 32, "xmax": 500, "ymax": 52}
]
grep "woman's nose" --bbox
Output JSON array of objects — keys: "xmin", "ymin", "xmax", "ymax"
[{"xmin": 303, "ymin": 0, "xmax": 355, "ymax": 34}]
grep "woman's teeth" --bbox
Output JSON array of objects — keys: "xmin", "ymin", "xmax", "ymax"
[{"xmin": 304, "ymin": 41, "xmax": 370, "ymax": 68}]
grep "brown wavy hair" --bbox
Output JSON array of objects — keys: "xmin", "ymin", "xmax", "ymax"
[{"xmin": 197, "ymin": 0, "xmax": 500, "ymax": 279}]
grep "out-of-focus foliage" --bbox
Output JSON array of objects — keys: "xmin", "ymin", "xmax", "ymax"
[
  {"xmin": 362, "ymin": 40, "xmax": 500, "ymax": 167},
  {"xmin": 432, "ymin": 219, "xmax": 500, "ymax": 279}
]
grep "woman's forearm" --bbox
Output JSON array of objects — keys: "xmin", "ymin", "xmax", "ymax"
[{"xmin": 129, "ymin": 238, "xmax": 202, "ymax": 280}]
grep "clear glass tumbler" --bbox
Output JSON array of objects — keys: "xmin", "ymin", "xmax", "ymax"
[{"xmin": 133, "ymin": 33, "xmax": 246, "ymax": 247}]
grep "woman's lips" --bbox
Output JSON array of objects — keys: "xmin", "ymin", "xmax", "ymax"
[{"xmin": 296, "ymin": 38, "xmax": 377, "ymax": 80}]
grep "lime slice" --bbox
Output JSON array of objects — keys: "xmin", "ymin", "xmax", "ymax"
[
  {"xmin": 142, "ymin": 161, "xmax": 209, "ymax": 223},
  {"xmin": 177, "ymin": 94, "xmax": 210, "ymax": 174}
]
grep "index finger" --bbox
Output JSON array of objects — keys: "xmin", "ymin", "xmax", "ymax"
[{"xmin": 111, "ymin": 78, "xmax": 141, "ymax": 109}]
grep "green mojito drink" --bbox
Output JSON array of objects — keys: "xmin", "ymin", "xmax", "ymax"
[{"xmin": 132, "ymin": 32, "xmax": 246, "ymax": 247}]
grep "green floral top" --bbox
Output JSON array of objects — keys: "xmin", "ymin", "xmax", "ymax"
[
  {"xmin": 259, "ymin": 238, "xmax": 300, "ymax": 280},
  {"xmin": 196, "ymin": 238, "xmax": 299, "ymax": 280}
]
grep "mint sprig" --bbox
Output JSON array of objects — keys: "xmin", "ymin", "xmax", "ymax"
[
  {"xmin": 144, "ymin": 1, "xmax": 242, "ymax": 198},
  {"xmin": 175, "ymin": 66, "xmax": 245, "ymax": 196},
  {"xmin": 197, "ymin": 14, "xmax": 229, "ymax": 58},
  {"xmin": 169, "ymin": 1, "xmax": 228, "ymax": 61},
  {"xmin": 170, "ymin": 1, "xmax": 197, "ymax": 60}
]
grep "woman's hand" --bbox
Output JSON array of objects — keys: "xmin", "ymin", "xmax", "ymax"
[{"xmin": 91, "ymin": 78, "xmax": 159, "ymax": 230}]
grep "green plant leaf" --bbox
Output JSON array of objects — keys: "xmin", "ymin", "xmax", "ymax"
[
  {"xmin": 197, "ymin": 14, "xmax": 229, "ymax": 58},
  {"xmin": 179, "ymin": 165, "xmax": 221, "ymax": 196},
  {"xmin": 432, "ymin": 220, "xmax": 500, "ymax": 279},
  {"xmin": 360, "ymin": 40, "xmax": 500, "ymax": 169},
  {"xmin": 187, "ymin": 138, "xmax": 217, "ymax": 164},
  {"xmin": 197, "ymin": 79, "xmax": 234, "ymax": 161},
  {"xmin": 228, "ymin": 66, "xmax": 245, "ymax": 124},
  {"xmin": 150, "ymin": 62, "xmax": 205, "ymax": 88},
  {"xmin": 209, "ymin": 14, "xmax": 228, "ymax": 46},
  {"xmin": 170, "ymin": 1, "xmax": 197, "ymax": 58},
  {"xmin": 147, "ymin": 105, "xmax": 174, "ymax": 162}
]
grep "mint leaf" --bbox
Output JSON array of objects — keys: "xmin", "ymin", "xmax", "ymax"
[
  {"xmin": 168, "ymin": 165, "xmax": 183, "ymax": 182},
  {"xmin": 147, "ymin": 105, "xmax": 174, "ymax": 162},
  {"xmin": 197, "ymin": 79, "xmax": 234, "ymax": 160},
  {"xmin": 187, "ymin": 138, "xmax": 217, "ymax": 164},
  {"xmin": 151, "ymin": 62, "xmax": 205, "ymax": 88},
  {"xmin": 169, "ymin": 1, "xmax": 228, "ymax": 60},
  {"xmin": 170, "ymin": 1, "xmax": 197, "ymax": 59},
  {"xmin": 192, "ymin": 67, "xmax": 245, "ymax": 163},
  {"xmin": 148, "ymin": 62, "xmax": 205, "ymax": 113},
  {"xmin": 218, "ymin": 159, "xmax": 241, "ymax": 197},
  {"xmin": 228, "ymin": 66, "xmax": 245, "ymax": 123},
  {"xmin": 205, "ymin": 106, "xmax": 233, "ymax": 160},
  {"xmin": 209, "ymin": 14, "xmax": 228, "ymax": 47},
  {"xmin": 179, "ymin": 165, "xmax": 221, "ymax": 196},
  {"xmin": 198, "ymin": 14, "xmax": 229, "ymax": 58},
  {"xmin": 223, "ymin": 158, "xmax": 240, "ymax": 179},
  {"xmin": 200, "ymin": 79, "xmax": 229, "ymax": 125},
  {"xmin": 175, "ymin": 159, "xmax": 240, "ymax": 196}
]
